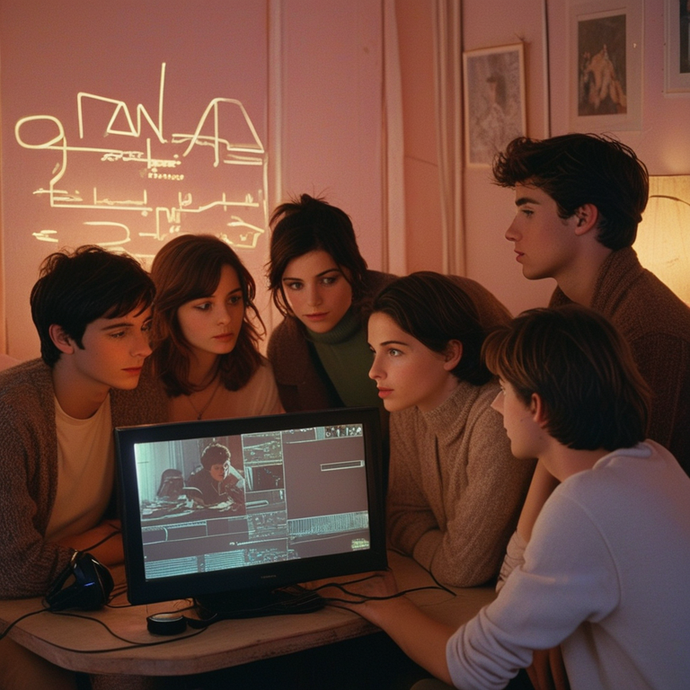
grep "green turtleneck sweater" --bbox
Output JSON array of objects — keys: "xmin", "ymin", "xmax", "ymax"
[{"xmin": 308, "ymin": 308, "xmax": 382, "ymax": 410}]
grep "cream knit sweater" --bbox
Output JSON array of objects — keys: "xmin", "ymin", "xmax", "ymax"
[{"xmin": 387, "ymin": 380, "xmax": 535, "ymax": 587}]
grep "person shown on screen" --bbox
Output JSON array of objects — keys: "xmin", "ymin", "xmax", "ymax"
[
  {"xmin": 332, "ymin": 305, "xmax": 690, "ymax": 690},
  {"xmin": 368, "ymin": 272, "xmax": 534, "ymax": 587},
  {"xmin": 0, "ymin": 246, "xmax": 166, "ymax": 690},
  {"xmin": 266, "ymin": 194, "xmax": 395, "ymax": 413},
  {"xmin": 187, "ymin": 443, "xmax": 246, "ymax": 511},
  {"xmin": 150, "ymin": 234, "xmax": 282, "ymax": 422}
]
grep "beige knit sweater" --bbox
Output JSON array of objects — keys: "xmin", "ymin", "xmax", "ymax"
[{"xmin": 387, "ymin": 380, "xmax": 535, "ymax": 587}]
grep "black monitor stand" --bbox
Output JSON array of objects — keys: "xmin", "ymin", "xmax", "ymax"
[{"xmin": 194, "ymin": 585, "xmax": 326, "ymax": 622}]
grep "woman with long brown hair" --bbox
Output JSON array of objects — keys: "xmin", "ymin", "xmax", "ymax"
[{"xmin": 150, "ymin": 234, "xmax": 282, "ymax": 421}]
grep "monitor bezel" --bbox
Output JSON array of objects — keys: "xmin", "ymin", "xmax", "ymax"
[{"xmin": 115, "ymin": 406, "xmax": 386, "ymax": 606}]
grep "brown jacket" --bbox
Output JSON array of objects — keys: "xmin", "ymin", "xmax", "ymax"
[{"xmin": 551, "ymin": 247, "xmax": 690, "ymax": 474}]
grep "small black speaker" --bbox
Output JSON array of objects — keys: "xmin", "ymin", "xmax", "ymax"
[{"xmin": 45, "ymin": 551, "xmax": 114, "ymax": 611}]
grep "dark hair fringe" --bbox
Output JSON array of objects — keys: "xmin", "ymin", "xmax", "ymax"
[
  {"xmin": 482, "ymin": 305, "xmax": 651, "ymax": 451},
  {"xmin": 200, "ymin": 443, "xmax": 231, "ymax": 469},
  {"xmin": 372, "ymin": 271, "xmax": 493, "ymax": 386},
  {"xmin": 492, "ymin": 133, "xmax": 649, "ymax": 250},
  {"xmin": 267, "ymin": 194, "xmax": 369, "ymax": 319},
  {"xmin": 30, "ymin": 245, "xmax": 155, "ymax": 367}
]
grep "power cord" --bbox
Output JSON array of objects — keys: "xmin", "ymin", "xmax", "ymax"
[
  {"xmin": 312, "ymin": 565, "xmax": 457, "ymax": 609},
  {"xmin": 0, "ymin": 608, "xmax": 46, "ymax": 642},
  {"xmin": 46, "ymin": 609, "xmax": 208, "ymax": 652},
  {"xmin": 386, "ymin": 546, "xmax": 457, "ymax": 597},
  {"xmin": 82, "ymin": 527, "xmax": 121, "ymax": 553}
]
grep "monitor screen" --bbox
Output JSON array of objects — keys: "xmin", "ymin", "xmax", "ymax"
[{"xmin": 115, "ymin": 407, "xmax": 386, "ymax": 613}]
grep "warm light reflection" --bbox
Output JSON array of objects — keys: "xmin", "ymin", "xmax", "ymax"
[{"xmin": 634, "ymin": 175, "xmax": 690, "ymax": 304}]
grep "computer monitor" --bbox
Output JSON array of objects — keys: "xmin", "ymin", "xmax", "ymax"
[{"xmin": 115, "ymin": 407, "xmax": 386, "ymax": 617}]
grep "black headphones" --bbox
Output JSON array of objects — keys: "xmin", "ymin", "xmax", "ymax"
[{"xmin": 45, "ymin": 551, "xmax": 114, "ymax": 611}]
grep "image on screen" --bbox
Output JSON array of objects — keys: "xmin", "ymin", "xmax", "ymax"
[{"xmin": 131, "ymin": 423, "xmax": 371, "ymax": 583}]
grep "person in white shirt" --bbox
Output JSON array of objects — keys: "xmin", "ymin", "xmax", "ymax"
[{"xmin": 327, "ymin": 304, "xmax": 690, "ymax": 690}]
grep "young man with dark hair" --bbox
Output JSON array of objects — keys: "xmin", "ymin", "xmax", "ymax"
[
  {"xmin": 493, "ymin": 133, "xmax": 690, "ymax": 475},
  {"xmin": 187, "ymin": 442, "xmax": 246, "ymax": 509},
  {"xmin": 330, "ymin": 305, "xmax": 690, "ymax": 690},
  {"xmin": 491, "ymin": 134, "xmax": 690, "ymax": 688},
  {"xmin": 0, "ymin": 246, "xmax": 166, "ymax": 689}
]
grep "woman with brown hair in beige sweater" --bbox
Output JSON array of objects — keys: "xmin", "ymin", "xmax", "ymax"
[{"xmin": 368, "ymin": 272, "xmax": 535, "ymax": 587}]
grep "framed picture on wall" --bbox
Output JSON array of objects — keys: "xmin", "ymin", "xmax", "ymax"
[
  {"xmin": 463, "ymin": 43, "xmax": 526, "ymax": 168},
  {"xmin": 665, "ymin": 0, "xmax": 690, "ymax": 93},
  {"xmin": 568, "ymin": 0, "xmax": 643, "ymax": 131}
]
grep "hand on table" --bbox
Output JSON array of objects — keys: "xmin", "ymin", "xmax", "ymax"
[
  {"xmin": 307, "ymin": 569, "xmax": 401, "ymax": 617},
  {"xmin": 308, "ymin": 568, "xmax": 456, "ymax": 685}
]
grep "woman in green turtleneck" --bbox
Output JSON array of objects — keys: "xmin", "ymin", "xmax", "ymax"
[{"xmin": 266, "ymin": 194, "xmax": 394, "ymax": 415}]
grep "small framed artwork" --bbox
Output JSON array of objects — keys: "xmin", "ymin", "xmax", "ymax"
[
  {"xmin": 463, "ymin": 43, "xmax": 526, "ymax": 168},
  {"xmin": 568, "ymin": 0, "xmax": 643, "ymax": 131},
  {"xmin": 665, "ymin": 0, "xmax": 690, "ymax": 93}
]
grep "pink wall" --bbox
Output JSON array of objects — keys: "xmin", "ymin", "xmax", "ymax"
[
  {"xmin": 396, "ymin": 0, "xmax": 554, "ymax": 314},
  {"xmin": 396, "ymin": 0, "xmax": 444, "ymax": 272},
  {"xmin": 0, "ymin": 1, "xmax": 385, "ymax": 360},
  {"xmin": 462, "ymin": 0, "xmax": 555, "ymax": 315},
  {"xmin": 280, "ymin": 0, "xmax": 384, "ymax": 270},
  {"xmin": 1, "ymin": 0, "xmax": 272, "ymax": 359}
]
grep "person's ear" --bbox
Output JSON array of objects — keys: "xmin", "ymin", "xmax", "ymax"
[
  {"xmin": 573, "ymin": 203, "xmax": 599, "ymax": 236},
  {"xmin": 529, "ymin": 392, "xmax": 549, "ymax": 427},
  {"xmin": 442, "ymin": 340, "xmax": 463, "ymax": 371},
  {"xmin": 49, "ymin": 324, "xmax": 76, "ymax": 355}
]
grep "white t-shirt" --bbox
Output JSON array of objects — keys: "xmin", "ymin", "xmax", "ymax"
[
  {"xmin": 47, "ymin": 395, "xmax": 115, "ymax": 542},
  {"xmin": 446, "ymin": 441, "xmax": 690, "ymax": 690}
]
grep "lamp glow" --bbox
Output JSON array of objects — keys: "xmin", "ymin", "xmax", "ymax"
[{"xmin": 634, "ymin": 175, "xmax": 690, "ymax": 305}]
